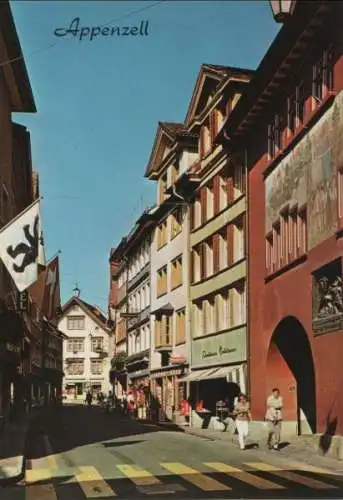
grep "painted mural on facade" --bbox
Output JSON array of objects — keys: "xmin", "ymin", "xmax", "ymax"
[{"xmin": 266, "ymin": 91, "xmax": 343, "ymax": 249}]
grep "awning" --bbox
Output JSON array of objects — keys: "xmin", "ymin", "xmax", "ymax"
[
  {"xmin": 179, "ymin": 364, "xmax": 247, "ymax": 393},
  {"xmin": 179, "ymin": 368, "xmax": 218, "ymax": 382}
]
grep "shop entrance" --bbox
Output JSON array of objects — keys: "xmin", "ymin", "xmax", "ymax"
[{"xmin": 267, "ymin": 316, "xmax": 316, "ymax": 435}]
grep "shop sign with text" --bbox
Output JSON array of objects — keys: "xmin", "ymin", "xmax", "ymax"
[{"xmin": 191, "ymin": 326, "xmax": 246, "ymax": 367}]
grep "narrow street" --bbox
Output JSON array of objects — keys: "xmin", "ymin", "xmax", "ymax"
[{"xmin": 1, "ymin": 405, "xmax": 342, "ymax": 499}]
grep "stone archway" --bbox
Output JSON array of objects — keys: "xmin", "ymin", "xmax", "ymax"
[{"xmin": 267, "ymin": 316, "xmax": 316, "ymax": 435}]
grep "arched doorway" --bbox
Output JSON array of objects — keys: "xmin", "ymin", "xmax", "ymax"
[{"xmin": 267, "ymin": 317, "xmax": 316, "ymax": 435}]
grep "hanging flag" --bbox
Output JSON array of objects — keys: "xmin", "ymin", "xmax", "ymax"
[
  {"xmin": 0, "ymin": 198, "xmax": 46, "ymax": 292},
  {"xmin": 42, "ymin": 255, "xmax": 61, "ymax": 321}
]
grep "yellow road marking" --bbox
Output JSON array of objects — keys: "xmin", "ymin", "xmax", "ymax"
[
  {"xmin": 286, "ymin": 461, "xmax": 342, "ymax": 477},
  {"xmin": 205, "ymin": 462, "xmax": 285, "ymax": 490},
  {"xmin": 161, "ymin": 462, "xmax": 230, "ymax": 491},
  {"xmin": 75, "ymin": 466, "xmax": 117, "ymax": 497},
  {"xmin": 245, "ymin": 462, "xmax": 338, "ymax": 490},
  {"xmin": 43, "ymin": 435, "xmax": 59, "ymax": 470},
  {"xmin": 26, "ymin": 468, "xmax": 52, "ymax": 484},
  {"xmin": 117, "ymin": 464, "xmax": 161, "ymax": 486},
  {"xmin": 25, "ymin": 468, "xmax": 57, "ymax": 500}
]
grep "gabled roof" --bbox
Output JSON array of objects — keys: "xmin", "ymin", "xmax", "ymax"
[
  {"xmin": 61, "ymin": 296, "xmax": 110, "ymax": 332},
  {"xmin": 144, "ymin": 121, "xmax": 185, "ymax": 178},
  {"xmin": 0, "ymin": 1, "xmax": 36, "ymax": 112},
  {"xmin": 185, "ymin": 64, "xmax": 254, "ymax": 127}
]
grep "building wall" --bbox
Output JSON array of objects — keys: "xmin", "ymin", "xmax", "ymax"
[
  {"xmin": 59, "ymin": 304, "xmax": 112, "ymax": 396},
  {"xmin": 150, "ymin": 210, "xmax": 188, "ymax": 369},
  {"xmin": 248, "ymin": 19, "xmax": 343, "ymax": 434}
]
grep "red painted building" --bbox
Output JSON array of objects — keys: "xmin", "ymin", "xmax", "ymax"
[{"xmin": 218, "ymin": 0, "xmax": 343, "ymax": 439}]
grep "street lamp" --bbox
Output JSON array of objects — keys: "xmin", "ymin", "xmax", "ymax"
[{"xmin": 269, "ymin": 0, "xmax": 296, "ymax": 23}]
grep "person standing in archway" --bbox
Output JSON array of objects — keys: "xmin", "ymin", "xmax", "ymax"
[{"xmin": 266, "ymin": 388, "xmax": 283, "ymax": 450}]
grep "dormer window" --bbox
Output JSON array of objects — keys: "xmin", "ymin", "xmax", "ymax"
[
  {"xmin": 199, "ymin": 122, "xmax": 211, "ymax": 158},
  {"xmin": 158, "ymin": 174, "xmax": 167, "ymax": 204},
  {"xmin": 170, "ymin": 164, "xmax": 179, "ymax": 185}
]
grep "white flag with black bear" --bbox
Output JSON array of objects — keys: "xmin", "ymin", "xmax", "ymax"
[{"xmin": 0, "ymin": 198, "xmax": 46, "ymax": 292}]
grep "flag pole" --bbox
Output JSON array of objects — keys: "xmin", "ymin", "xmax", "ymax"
[{"xmin": 0, "ymin": 196, "xmax": 43, "ymax": 235}]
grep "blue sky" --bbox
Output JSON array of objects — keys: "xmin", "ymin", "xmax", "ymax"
[{"xmin": 11, "ymin": 1, "xmax": 279, "ymax": 312}]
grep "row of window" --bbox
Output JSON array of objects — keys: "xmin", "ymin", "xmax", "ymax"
[
  {"xmin": 127, "ymin": 239, "xmax": 150, "ymax": 282},
  {"xmin": 128, "ymin": 282, "xmax": 150, "ymax": 313},
  {"xmin": 192, "ymin": 281, "xmax": 246, "ymax": 338},
  {"xmin": 155, "ymin": 308, "xmax": 186, "ymax": 347},
  {"xmin": 66, "ymin": 337, "xmax": 104, "ymax": 353},
  {"xmin": 192, "ymin": 216, "xmax": 245, "ymax": 283},
  {"xmin": 268, "ymin": 46, "xmax": 334, "ymax": 160},
  {"xmin": 67, "ymin": 315, "xmax": 85, "ymax": 330},
  {"xmin": 156, "ymin": 207, "xmax": 184, "ymax": 249},
  {"xmin": 266, "ymin": 206, "xmax": 307, "ymax": 275},
  {"xmin": 127, "ymin": 324, "xmax": 151, "ymax": 356},
  {"xmin": 157, "ymin": 255, "xmax": 183, "ymax": 297},
  {"xmin": 191, "ymin": 162, "xmax": 245, "ymax": 231},
  {"xmin": 66, "ymin": 359, "xmax": 104, "ymax": 376}
]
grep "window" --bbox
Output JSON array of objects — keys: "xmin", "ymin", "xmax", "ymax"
[
  {"xmin": 199, "ymin": 124, "xmax": 211, "ymax": 157},
  {"xmin": 215, "ymin": 293, "xmax": 226, "ymax": 332},
  {"xmin": 67, "ymin": 338, "xmax": 84, "ymax": 353},
  {"xmin": 118, "ymin": 271, "xmax": 126, "ymax": 288},
  {"xmin": 145, "ymin": 284, "xmax": 150, "ymax": 307},
  {"xmin": 203, "ymin": 297, "xmax": 215, "ymax": 334},
  {"xmin": 312, "ymin": 47, "xmax": 334, "ymax": 105},
  {"xmin": 287, "ymin": 92, "xmax": 296, "ymax": 135},
  {"xmin": 219, "ymin": 167, "xmax": 229, "ymax": 211},
  {"xmin": 192, "ymin": 245, "xmax": 201, "ymax": 283},
  {"xmin": 265, "ymin": 206, "xmax": 307, "ymax": 274},
  {"xmin": 170, "ymin": 164, "xmax": 179, "ymax": 184},
  {"xmin": 155, "ymin": 314, "xmax": 172, "ymax": 346},
  {"xmin": 171, "ymin": 207, "xmax": 183, "ymax": 238},
  {"xmin": 135, "ymin": 333, "xmax": 140, "ymax": 353},
  {"xmin": 175, "ymin": 308, "xmax": 186, "ymax": 344},
  {"xmin": 91, "ymin": 337, "xmax": 104, "ymax": 352},
  {"xmin": 171, "ymin": 256, "xmax": 183, "ymax": 289},
  {"xmin": 192, "ymin": 194, "xmax": 201, "ymax": 229},
  {"xmin": 219, "ymin": 228, "xmax": 228, "ymax": 270},
  {"xmin": 233, "ymin": 163, "xmax": 244, "ymax": 199},
  {"xmin": 268, "ymin": 114, "xmax": 283, "ymax": 159},
  {"xmin": 157, "ymin": 265, "xmax": 167, "ymax": 296},
  {"xmin": 159, "ymin": 174, "xmax": 168, "ymax": 204},
  {"xmin": 91, "ymin": 359, "xmax": 102, "ymax": 375},
  {"xmin": 67, "ymin": 359, "xmax": 84, "ymax": 375},
  {"xmin": 204, "ymin": 238, "xmax": 213, "ymax": 278},
  {"xmin": 67, "ymin": 316, "xmax": 85, "ymax": 330},
  {"xmin": 206, "ymin": 182, "xmax": 214, "ymax": 220},
  {"xmin": 232, "ymin": 281, "xmax": 246, "ymax": 326},
  {"xmin": 339, "ymin": 170, "xmax": 343, "ymax": 219},
  {"xmin": 233, "ymin": 217, "xmax": 245, "ymax": 262},
  {"xmin": 157, "ymin": 219, "xmax": 168, "ymax": 249},
  {"xmin": 192, "ymin": 301, "xmax": 204, "ymax": 337}
]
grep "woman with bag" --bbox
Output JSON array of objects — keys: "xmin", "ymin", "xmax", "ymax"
[{"xmin": 233, "ymin": 393, "xmax": 251, "ymax": 450}]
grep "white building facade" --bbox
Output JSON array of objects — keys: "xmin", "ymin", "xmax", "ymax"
[
  {"xmin": 145, "ymin": 122, "xmax": 198, "ymax": 421},
  {"xmin": 125, "ymin": 222, "xmax": 153, "ymax": 389},
  {"xmin": 59, "ymin": 295, "xmax": 113, "ymax": 402}
]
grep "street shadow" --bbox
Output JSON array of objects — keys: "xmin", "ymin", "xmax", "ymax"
[
  {"xmin": 4, "ymin": 466, "xmax": 343, "ymax": 498},
  {"xmin": 319, "ymin": 412, "xmax": 338, "ymax": 455},
  {"xmin": 278, "ymin": 441, "xmax": 290, "ymax": 450},
  {"xmin": 102, "ymin": 440, "xmax": 146, "ymax": 448},
  {"xmin": 24, "ymin": 399, "xmax": 185, "ymax": 461}
]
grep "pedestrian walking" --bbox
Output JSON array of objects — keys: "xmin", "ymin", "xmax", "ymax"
[
  {"xmin": 233, "ymin": 393, "xmax": 251, "ymax": 450},
  {"xmin": 266, "ymin": 387, "xmax": 283, "ymax": 450}
]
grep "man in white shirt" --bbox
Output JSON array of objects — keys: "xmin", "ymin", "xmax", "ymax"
[{"xmin": 265, "ymin": 387, "xmax": 283, "ymax": 450}]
